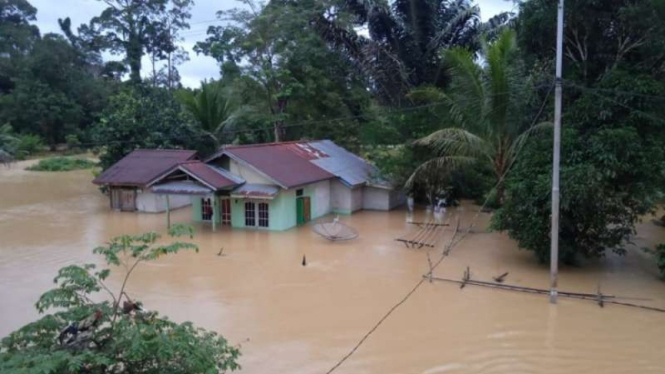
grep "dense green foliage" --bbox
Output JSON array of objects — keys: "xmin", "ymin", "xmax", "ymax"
[
  {"xmin": 0, "ymin": 225, "xmax": 241, "ymax": 373},
  {"xmin": 493, "ymin": 69, "xmax": 665, "ymax": 263},
  {"xmin": 488, "ymin": 0, "xmax": 665, "ymax": 265},
  {"xmin": 92, "ymin": 87, "xmax": 211, "ymax": 169},
  {"xmin": 175, "ymin": 81, "xmax": 235, "ymax": 147},
  {"xmin": 195, "ymin": 0, "xmax": 372, "ymax": 145},
  {"xmin": 412, "ymin": 29, "xmax": 546, "ymax": 204},
  {"xmin": 26, "ymin": 157, "xmax": 98, "ymax": 172}
]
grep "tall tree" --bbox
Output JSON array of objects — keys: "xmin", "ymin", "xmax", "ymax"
[
  {"xmin": 0, "ymin": 33, "xmax": 112, "ymax": 149},
  {"xmin": 493, "ymin": 70, "xmax": 665, "ymax": 263},
  {"xmin": 86, "ymin": 0, "xmax": 193, "ymax": 84},
  {"xmin": 92, "ymin": 87, "xmax": 209, "ymax": 169},
  {"xmin": 517, "ymin": 0, "xmax": 665, "ymax": 83},
  {"xmin": 0, "ymin": 0, "xmax": 40, "ymax": 93},
  {"xmin": 195, "ymin": 0, "xmax": 371, "ymax": 144},
  {"xmin": 315, "ymin": 0, "xmax": 483, "ymax": 105},
  {"xmin": 412, "ymin": 29, "xmax": 544, "ymax": 204}
]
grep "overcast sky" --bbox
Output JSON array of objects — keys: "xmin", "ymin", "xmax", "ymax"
[{"xmin": 30, "ymin": 0, "xmax": 516, "ymax": 88}]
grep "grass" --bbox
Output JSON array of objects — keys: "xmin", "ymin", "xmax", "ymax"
[{"xmin": 26, "ymin": 157, "xmax": 98, "ymax": 172}]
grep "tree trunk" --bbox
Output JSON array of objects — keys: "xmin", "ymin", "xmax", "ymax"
[
  {"xmin": 496, "ymin": 180, "xmax": 505, "ymax": 206},
  {"xmin": 272, "ymin": 97, "xmax": 288, "ymax": 142},
  {"xmin": 127, "ymin": 33, "xmax": 143, "ymax": 85},
  {"xmin": 273, "ymin": 120, "xmax": 285, "ymax": 142}
]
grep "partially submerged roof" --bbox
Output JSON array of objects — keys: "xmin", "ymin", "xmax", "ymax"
[
  {"xmin": 208, "ymin": 140, "xmax": 388, "ymax": 189},
  {"xmin": 218, "ymin": 142, "xmax": 335, "ymax": 189},
  {"xmin": 179, "ymin": 162, "xmax": 244, "ymax": 190},
  {"xmin": 230, "ymin": 184, "xmax": 280, "ymax": 199},
  {"xmin": 149, "ymin": 161, "xmax": 244, "ymax": 194},
  {"xmin": 93, "ymin": 149, "xmax": 197, "ymax": 187},
  {"xmin": 307, "ymin": 140, "xmax": 379, "ymax": 187}
]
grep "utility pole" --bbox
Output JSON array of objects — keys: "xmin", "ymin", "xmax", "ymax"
[{"xmin": 550, "ymin": 0, "xmax": 565, "ymax": 304}]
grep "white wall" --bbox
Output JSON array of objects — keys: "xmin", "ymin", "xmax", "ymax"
[
  {"xmin": 350, "ymin": 186, "xmax": 363, "ymax": 212},
  {"xmin": 362, "ymin": 186, "xmax": 405, "ymax": 211},
  {"xmin": 136, "ymin": 191, "xmax": 190, "ymax": 213},
  {"xmin": 309, "ymin": 179, "xmax": 331, "ymax": 218},
  {"xmin": 229, "ymin": 159, "xmax": 273, "ymax": 184},
  {"xmin": 331, "ymin": 179, "xmax": 351, "ymax": 213},
  {"xmin": 331, "ymin": 179, "xmax": 364, "ymax": 213},
  {"xmin": 362, "ymin": 186, "xmax": 390, "ymax": 210}
]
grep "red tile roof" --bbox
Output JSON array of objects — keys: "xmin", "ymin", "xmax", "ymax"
[
  {"xmin": 93, "ymin": 149, "xmax": 197, "ymax": 187},
  {"xmin": 179, "ymin": 162, "xmax": 239, "ymax": 190},
  {"xmin": 221, "ymin": 143, "xmax": 335, "ymax": 188}
]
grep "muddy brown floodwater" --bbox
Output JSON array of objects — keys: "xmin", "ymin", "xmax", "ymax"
[{"xmin": 2, "ymin": 160, "xmax": 665, "ymax": 373}]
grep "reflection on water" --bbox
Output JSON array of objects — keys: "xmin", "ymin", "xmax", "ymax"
[{"xmin": 1, "ymin": 160, "xmax": 665, "ymax": 374}]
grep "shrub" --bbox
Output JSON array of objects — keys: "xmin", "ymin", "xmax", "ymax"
[
  {"xmin": 0, "ymin": 225, "xmax": 241, "ymax": 373},
  {"xmin": 26, "ymin": 157, "xmax": 97, "ymax": 172},
  {"xmin": 14, "ymin": 134, "xmax": 44, "ymax": 159}
]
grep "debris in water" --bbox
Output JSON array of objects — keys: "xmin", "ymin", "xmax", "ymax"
[
  {"xmin": 217, "ymin": 247, "xmax": 225, "ymax": 256},
  {"xmin": 493, "ymin": 272, "xmax": 509, "ymax": 283},
  {"xmin": 302, "ymin": 255, "xmax": 307, "ymax": 266}
]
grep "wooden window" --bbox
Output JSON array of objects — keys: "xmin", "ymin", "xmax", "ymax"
[
  {"xmin": 258, "ymin": 202, "xmax": 269, "ymax": 228},
  {"xmin": 245, "ymin": 201, "xmax": 256, "ymax": 227},
  {"xmin": 201, "ymin": 198, "xmax": 213, "ymax": 221},
  {"xmin": 221, "ymin": 199, "xmax": 231, "ymax": 226}
]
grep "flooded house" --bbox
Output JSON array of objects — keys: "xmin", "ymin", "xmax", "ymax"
[
  {"xmin": 94, "ymin": 140, "xmax": 403, "ymax": 231},
  {"xmin": 92, "ymin": 149, "xmax": 197, "ymax": 212}
]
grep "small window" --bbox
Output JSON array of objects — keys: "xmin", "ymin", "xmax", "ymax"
[
  {"xmin": 245, "ymin": 201, "xmax": 256, "ymax": 226},
  {"xmin": 258, "ymin": 202, "xmax": 269, "ymax": 228},
  {"xmin": 296, "ymin": 189, "xmax": 304, "ymax": 197}
]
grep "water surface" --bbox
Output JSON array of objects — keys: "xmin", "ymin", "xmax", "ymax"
[{"xmin": 1, "ymin": 160, "xmax": 664, "ymax": 373}]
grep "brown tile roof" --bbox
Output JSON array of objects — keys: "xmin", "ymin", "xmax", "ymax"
[
  {"xmin": 179, "ymin": 161, "xmax": 241, "ymax": 190},
  {"xmin": 93, "ymin": 149, "xmax": 197, "ymax": 187},
  {"xmin": 213, "ymin": 142, "xmax": 335, "ymax": 188}
]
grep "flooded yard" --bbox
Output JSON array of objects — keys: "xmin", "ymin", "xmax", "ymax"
[{"xmin": 1, "ymin": 160, "xmax": 665, "ymax": 374}]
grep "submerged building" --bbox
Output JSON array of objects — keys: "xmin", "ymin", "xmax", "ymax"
[{"xmin": 93, "ymin": 140, "xmax": 403, "ymax": 231}]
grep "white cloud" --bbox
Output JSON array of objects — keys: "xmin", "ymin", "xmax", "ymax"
[{"xmin": 30, "ymin": 0, "xmax": 515, "ymax": 88}]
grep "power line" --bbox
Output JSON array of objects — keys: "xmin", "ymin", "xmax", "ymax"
[{"xmin": 324, "ymin": 84, "xmax": 555, "ymax": 373}]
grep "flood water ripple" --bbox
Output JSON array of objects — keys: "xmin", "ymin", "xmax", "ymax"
[{"xmin": 1, "ymin": 160, "xmax": 665, "ymax": 373}]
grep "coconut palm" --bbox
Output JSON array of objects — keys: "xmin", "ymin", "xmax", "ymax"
[
  {"xmin": 314, "ymin": 0, "xmax": 484, "ymax": 105},
  {"xmin": 176, "ymin": 81, "xmax": 234, "ymax": 147},
  {"xmin": 412, "ymin": 29, "xmax": 548, "ymax": 204}
]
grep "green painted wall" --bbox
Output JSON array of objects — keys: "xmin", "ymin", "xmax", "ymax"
[
  {"xmin": 230, "ymin": 198, "xmax": 245, "ymax": 228},
  {"xmin": 272, "ymin": 189, "xmax": 296, "ymax": 230},
  {"xmin": 226, "ymin": 189, "xmax": 298, "ymax": 231},
  {"xmin": 191, "ymin": 197, "xmax": 202, "ymax": 222}
]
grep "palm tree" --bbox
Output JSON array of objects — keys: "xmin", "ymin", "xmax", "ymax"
[
  {"xmin": 176, "ymin": 81, "xmax": 234, "ymax": 147},
  {"xmin": 315, "ymin": 0, "xmax": 484, "ymax": 105},
  {"xmin": 412, "ymin": 29, "xmax": 548, "ymax": 204}
]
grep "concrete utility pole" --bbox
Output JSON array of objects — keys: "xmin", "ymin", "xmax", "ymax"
[{"xmin": 550, "ymin": 0, "xmax": 565, "ymax": 304}]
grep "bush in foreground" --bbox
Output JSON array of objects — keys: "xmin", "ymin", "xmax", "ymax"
[
  {"xmin": 26, "ymin": 157, "xmax": 97, "ymax": 172},
  {"xmin": 0, "ymin": 225, "xmax": 241, "ymax": 373}
]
